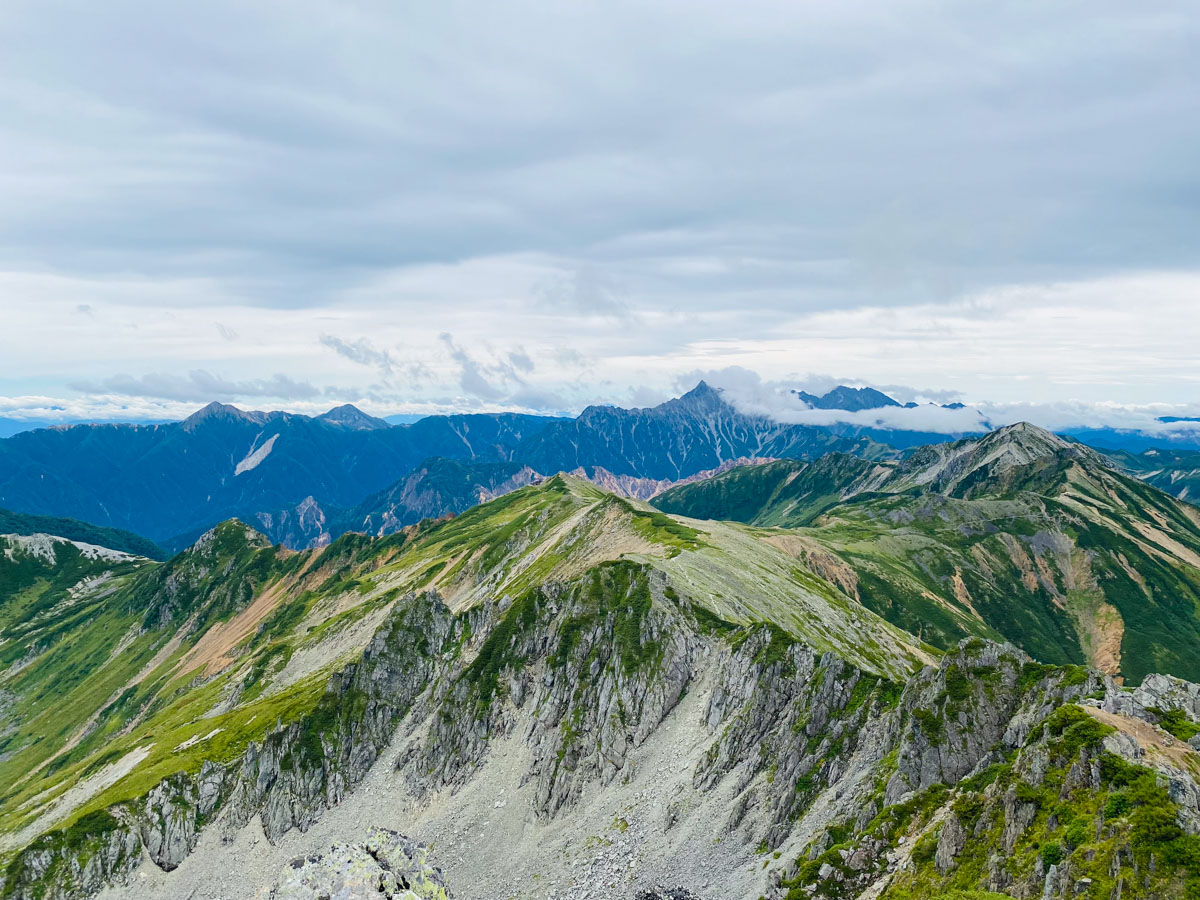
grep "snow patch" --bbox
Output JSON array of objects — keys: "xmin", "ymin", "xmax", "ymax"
[{"xmin": 235, "ymin": 433, "xmax": 279, "ymax": 476}]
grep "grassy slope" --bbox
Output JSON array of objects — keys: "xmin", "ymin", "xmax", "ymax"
[
  {"xmin": 1107, "ymin": 447, "xmax": 1200, "ymax": 504},
  {"xmin": 0, "ymin": 475, "xmax": 932, "ymax": 863},
  {"xmin": 368, "ymin": 475, "xmax": 933, "ymax": 676},
  {"xmin": 651, "ymin": 433, "xmax": 1200, "ymax": 684},
  {"xmin": 0, "ymin": 523, "xmax": 320, "ymax": 846},
  {"xmin": 652, "ymin": 455, "xmax": 891, "ymax": 528}
]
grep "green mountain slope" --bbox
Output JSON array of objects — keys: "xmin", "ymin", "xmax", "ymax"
[
  {"xmin": 652, "ymin": 454, "xmax": 892, "ymax": 527},
  {"xmin": 653, "ymin": 423, "xmax": 1200, "ymax": 684},
  {"xmin": 0, "ymin": 468, "xmax": 1198, "ymax": 900},
  {"xmin": 0, "ymin": 475, "xmax": 935, "ymax": 885},
  {"xmin": 1108, "ymin": 446, "xmax": 1200, "ymax": 504}
]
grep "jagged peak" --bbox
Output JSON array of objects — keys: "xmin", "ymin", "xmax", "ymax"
[
  {"xmin": 670, "ymin": 380, "xmax": 727, "ymax": 411},
  {"xmin": 577, "ymin": 381, "xmax": 728, "ymax": 422}
]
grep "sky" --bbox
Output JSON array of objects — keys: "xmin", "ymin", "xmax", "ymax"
[{"xmin": 1, "ymin": 0, "xmax": 1199, "ymax": 434}]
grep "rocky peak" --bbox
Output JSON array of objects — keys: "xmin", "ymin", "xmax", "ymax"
[
  {"xmin": 668, "ymin": 380, "xmax": 728, "ymax": 414},
  {"xmin": 976, "ymin": 421, "xmax": 1072, "ymax": 457},
  {"xmin": 316, "ymin": 404, "xmax": 390, "ymax": 431},
  {"xmin": 895, "ymin": 420, "xmax": 1087, "ymax": 495},
  {"xmin": 180, "ymin": 401, "xmax": 262, "ymax": 431},
  {"xmin": 187, "ymin": 518, "xmax": 272, "ymax": 557}
]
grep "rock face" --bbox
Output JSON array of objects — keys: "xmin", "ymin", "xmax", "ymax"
[
  {"xmin": 408, "ymin": 564, "xmax": 702, "ymax": 819},
  {"xmin": 882, "ymin": 640, "xmax": 1094, "ymax": 805},
  {"xmin": 1104, "ymin": 671, "xmax": 1200, "ymax": 720},
  {"xmin": 695, "ymin": 629, "xmax": 895, "ymax": 848},
  {"xmin": 6, "ymin": 592, "xmax": 1200, "ymax": 900},
  {"xmin": 267, "ymin": 828, "xmax": 449, "ymax": 900},
  {"xmin": 0, "ymin": 814, "xmax": 143, "ymax": 900},
  {"xmin": 0, "ymin": 591, "xmax": 455, "ymax": 900}
]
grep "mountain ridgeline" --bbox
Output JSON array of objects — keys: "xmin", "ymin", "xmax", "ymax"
[
  {"xmin": 1, "ymin": 383, "xmax": 1195, "ymax": 556},
  {"xmin": 0, "ymin": 384, "xmax": 975, "ymax": 552},
  {"xmin": 654, "ymin": 423, "xmax": 1200, "ymax": 684},
  {"xmin": 0, "ymin": 430, "xmax": 1199, "ymax": 899},
  {"xmin": 1, "ymin": 392, "xmax": 1200, "ymax": 899}
]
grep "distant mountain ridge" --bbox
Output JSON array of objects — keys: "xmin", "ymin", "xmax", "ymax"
[
  {"xmin": 250, "ymin": 455, "xmax": 779, "ymax": 550},
  {"xmin": 3, "ymin": 382, "xmax": 1197, "ymax": 553},
  {"xmin": 0, "ymin": 383, "xmax": 923, "ymax": 548},
  {"xmin": 0, "ymin": 405, "xmax": 561, "ymax": 547},
  {"xmin": 793, "ymin": 384, "xmax": 902, "ymax": 410},
  {"xmin": 1107, "ymin": 446, "xmax": 1200, "ymax": 503}
]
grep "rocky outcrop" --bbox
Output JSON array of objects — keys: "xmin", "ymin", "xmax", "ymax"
[
  {"xmin": 407, "ymin": 563, "xmax": 701, "ymax": 819},
  {"xmin": 267, "ymin": 827, "xmax": 450, "ymax": 899},
  {"xmin": 884, "ymin": 641, "xmax": 1100, "ymax": 804},
  {"xmin": 1, "ymin": 591, "xmax": 456, "ymax": 900},
  {"xmin": 695, "ymin": 627, "xmax": 899, "ymax": 848},
  {"xmin": 1104, "ymin": 671, "xmax": 1200, "ymax": 721},
  {"xmin": 0, "ymin": 811, "xmax": 143, "ymax": 900}
]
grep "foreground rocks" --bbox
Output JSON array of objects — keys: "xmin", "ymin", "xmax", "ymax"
[{"xmin": 266, "ymin": 828, "xmax": 449, "ymax": 900}]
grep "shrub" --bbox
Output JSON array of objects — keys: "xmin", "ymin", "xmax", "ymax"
[
  {"xmin": 1104, "ymin": 793, "xmax": 1131, "ymax": 819},
  {"xmin": 1151, "ymin": 706, "xmax": 1200, "ymax": 742},
  {"xmin": 912, "ymin": 831, "xmax": 938, "ymax": 864},
  {"xmin": 944, "ymin": 663, "xmax": 972, "ymax": 703},
  {"xmin": 1132, "ymin": 803, "xmax": 1183, "ymax": 846},
  {"xmin": 1064, "ymin": 820, "xmax": 1089, "ymax": 849},
  {"xmin": 1041, "ymin": 842, "xmax": 1064, "ymax": 867}
]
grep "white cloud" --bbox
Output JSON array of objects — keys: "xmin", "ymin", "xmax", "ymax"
[
  {"xmin": 0, "ymin": 1, "xmax": 1195, "ymax": 427},
  {"xmin": 69, "ymin": 371, "xmax": 320, "ymax": 402}
]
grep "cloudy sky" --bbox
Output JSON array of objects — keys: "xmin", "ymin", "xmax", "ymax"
[{"xmin": 1, "ymin": 0, "xmax": 1198, "ymax": 432}]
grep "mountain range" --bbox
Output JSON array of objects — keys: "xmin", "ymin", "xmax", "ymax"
[
  {"xmin": 9, "ymin": 381, "xmax": 1196, "ymax": 558},
  {"xmin": 0, "ymin": 384, "xmax": 921, "ymax": 551},
  {"xmin": 0, "ymin": 418, "xmax": 1198, "ymax": 898},
  {"xmin": 653, "ymin": 423, "xmax": 1200, "ymax": 683}
]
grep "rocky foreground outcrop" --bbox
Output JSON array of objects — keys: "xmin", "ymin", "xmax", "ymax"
[{"xmin": 265, "ymin": 828, "xmax": 448, "ymax": 900}]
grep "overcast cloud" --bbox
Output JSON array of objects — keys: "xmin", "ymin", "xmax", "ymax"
[{"xmin": 0, "ymin": 0, "xmax": 1197, "ymax": 430}]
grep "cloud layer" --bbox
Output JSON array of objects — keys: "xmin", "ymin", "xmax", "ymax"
[{"xmin": 0, "ymin": 1, "xmax": 1197, "ymax": 428}]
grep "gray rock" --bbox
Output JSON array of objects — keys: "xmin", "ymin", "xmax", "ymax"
[
  {"xmin": 935, "ymin": 813, "xmax": 967, "ymax": 873},
  {"xmin": 268, "ymin": 827, "xmax": 449, "ymax": 899}
]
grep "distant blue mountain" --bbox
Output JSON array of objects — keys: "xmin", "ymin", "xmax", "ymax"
[
  {"xmin": 3, "ymin": 383, "xmax": 1198, "ymax": 550},
  {"xmin": 792, "ymin": 385, "xmax": 902, "ymax": 411},
  {"xmin": 1061, "ymin": 427, "xmax": 1200, "ymax": 453}
]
